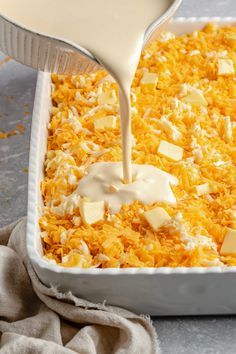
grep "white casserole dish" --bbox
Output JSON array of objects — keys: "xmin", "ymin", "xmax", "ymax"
[{"xmin": 27, "ymin": 18, "xmax": 236, "ymax": 316}]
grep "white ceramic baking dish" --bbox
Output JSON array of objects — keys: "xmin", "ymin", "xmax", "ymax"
[{"xmin": 27, "ymin": 18, "xmax": 236, "ymax": 316}]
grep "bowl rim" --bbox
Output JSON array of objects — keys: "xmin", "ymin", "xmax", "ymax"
[{"xmin": 0, "ymin": 0, "xmax": 182, "ymax": 68}]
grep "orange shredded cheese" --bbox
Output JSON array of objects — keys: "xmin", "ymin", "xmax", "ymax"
[
  {"xmin": 0, "ymin": 124, "xmax": 25, "ymax": 139},
  {"xmin": 40, "ymin": 24, "xmax": 236, "ymax": 268},
  {"xmin": 0, "ymin": 56, "xmax": 11, "ymax": 67}
]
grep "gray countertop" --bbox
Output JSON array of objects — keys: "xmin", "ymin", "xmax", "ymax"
[{"xmin": 0, "ymin": 0, "xmax": 235, "ymax": 353}]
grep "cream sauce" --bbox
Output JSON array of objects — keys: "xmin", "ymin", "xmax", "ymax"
[
  {"xmin": 1, "ymin": 0, "xmax": 178, "ymax": 212},
  {"xmin": 77, "ymin": 162, "xmax": 178, "ymax": 214}
]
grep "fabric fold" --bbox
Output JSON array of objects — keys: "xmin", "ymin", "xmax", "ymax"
[{"xmin": 0, "ymin": 218, "xmax": 159, "ymax": 354}]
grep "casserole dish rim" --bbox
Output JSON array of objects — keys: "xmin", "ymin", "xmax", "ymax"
[{"xmin": 27, "ymin": 16, "xmax": 236, "ymax": 276}]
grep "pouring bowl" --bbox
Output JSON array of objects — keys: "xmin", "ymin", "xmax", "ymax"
[{"xmin": 0, "ymin": 0, "xmax": 182, "ymax": 75}]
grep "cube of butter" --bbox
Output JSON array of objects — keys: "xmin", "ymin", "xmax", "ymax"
[
  {"xmin": 158, "ymin": 140, "xmax": 183, "ymax": 161},
  {"xmin": 80, "ymin": 200, "xmax": 105, "ymax": 225},
  {"xmin": 98, "ymin": 90, "xmax": 117, "ymax": 105},
  {"xmin": 220, "ymin": 228, "xmax": 236, "ymax": 256},
  {"xmin": 183, "ymin": 88, "xmax": 208, "ymax": 107},
  {"xmin": 140, "ymin": 72, "xmax": 158, "ymax": 89},
  {"xmin": 144, "ymin": 207, "xmax": 171, "ymax": 231},
  {"xmin": 195, "ymin": 183, "xmax": 213, "ymax": 196},
  {"xmin": 225, "ymin": 33, "xmax": 236, "ymax": 48},
  {"xmin": 94, "ymin": 115, "xmax": 117, "ymax": 130},
  {"xmin": 218, "ymin": 59, "xmax": 235, "ymax": 75}
]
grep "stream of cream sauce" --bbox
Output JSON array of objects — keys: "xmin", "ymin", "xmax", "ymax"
[{"xmin": 1, "ymin": 0, "xmax": 178, "ymax": 212}]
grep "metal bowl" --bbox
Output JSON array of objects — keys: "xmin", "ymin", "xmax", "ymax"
[{"xmin": 0, "ymin": 0, "xmax": 182, "ymax": 75}]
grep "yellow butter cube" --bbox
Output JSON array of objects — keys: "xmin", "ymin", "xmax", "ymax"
[
  {"xmin": 195, "ymin": 183, "xmax": 213, "ymax": 196},
  {"xmin": 98, "ymin": 90, "xmax": 117, "ymax": 105},
  {"xmin": 144, "ymin": 207, "xmax": 171, "ymax": 231},
  {"xmin": 94, "ymin": 115, "xmax": 117, "ymax": 130},
  {"xmin": 183, "ymin": 88, "xmax": 208, "ymax": 107},
  {"xmin": 140, "ymin": 72, "xmax": 158, "ymax": 88},
  {"xmin": 220, "ymin": 228, "xmax": 236, "ymax": 256},
  {"xmin": 158, "ymin": 140, "xmax": 183, "ymax": 161},
  {"xmin": 225, "ymin": 33, "xmax": 236, "ymax": 48},
  {"xmin": 218, "ymin": 59, "xmax": 235, "ymax": 75},
  {"xmin": 80, "ymin": 200, "xmax": 105, "ymax": 225},
  {"xmin": 225, "ymin": 33, "xmax": 236, "ymax": 41}
]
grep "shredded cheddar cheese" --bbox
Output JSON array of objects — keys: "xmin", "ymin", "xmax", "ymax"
[
  {"xmin": 40, "ymin": 24, "xmax": 236, "ymax": 268},
  {"xmin": 0, "ymin": 124, "xmax": 25, "ymax": 139}
]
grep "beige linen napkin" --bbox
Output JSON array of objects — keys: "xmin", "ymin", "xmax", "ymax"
[{"xmin": 0, "ymin": 218, "xmax": 159, "ymax": 354}]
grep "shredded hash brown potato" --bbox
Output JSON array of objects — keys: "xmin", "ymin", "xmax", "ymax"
[{"xmin": 40, "ymin": 24, "xmax": 236, "ymax": 268}]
